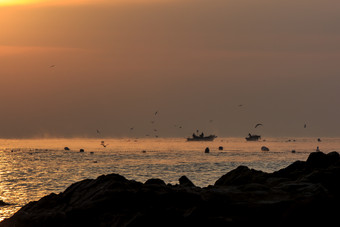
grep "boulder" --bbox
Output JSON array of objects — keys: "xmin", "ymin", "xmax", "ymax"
[
  {"xmin": 144, "ymin": 178, "xmax": 166, "ymax": 186},
  {"xmin": 214, "ymin": 166, "xmax": 269, "ymax": 186},
  {"xmin": 179, "ymin": 176, "xmax": 196, "ymax": 187},
  {"xmin": 0, "ymin": 200, "xmax": 9, "ymax": 206}
]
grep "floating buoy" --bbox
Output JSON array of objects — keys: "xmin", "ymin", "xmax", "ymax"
[
  {"xmin": 205, "ymin": 147, "xmax": 210, "ymax": 153},
  {"xmin": 64, "ymin": 147, "xmax": 70, "ymax": 151},
  {"xmin": 80, "ymin": 149, "xmax": 84, "ymax": 152},
  {"xmin": 261, "ymin": 146, "xmax": 269, "ymax": 151},
  {"xmin": 291, "ymin": 150, "xmax": 296, "ymax": 153},
  {"xmin": 218, "ymin": 146, "xmax": 223, "ymax": 151}
]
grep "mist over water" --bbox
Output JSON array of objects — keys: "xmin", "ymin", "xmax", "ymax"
[{"xmin": 1, "ymin": 137, "xmax": 339, "ymax": 220}]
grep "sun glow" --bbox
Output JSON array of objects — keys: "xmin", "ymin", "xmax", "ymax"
[{"xmin": 0, "ymin": 0, "xmax": 42, "ymax": 5}]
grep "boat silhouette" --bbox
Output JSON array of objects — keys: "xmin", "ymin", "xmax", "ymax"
[
  {"xmin": 245, "ymin": 133, "xmax": 261, "ymax": 141},
  {"xmin": 187, "ymin": 133, "xmax": 217, "ymax": 141}
]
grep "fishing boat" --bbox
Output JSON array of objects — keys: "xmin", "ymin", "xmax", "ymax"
[
  {"xmin": 187, "ymin": 133, "xmax": 217, "ymax": 141},
  {"xmin": 245, "ymin": 133, "xmax": 261, "ymax": 141}
]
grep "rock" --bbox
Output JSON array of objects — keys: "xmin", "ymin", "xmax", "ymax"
[
  {"xmin": 218, "ymin": 146, "xmax": 223, "ymax": 150},
  {"xmin": 306, "ymin": 151, "xmax": 340, "ymax": 168},
  {"xmin": 204, "ymin": 147, "xmax": 210, "ymax": 153},
  {"xmin": 145, "ymin": 178, "xmax": 166, "ymax": 186},
  {"xmin": 2, "ymin": 151, "xmax": 340, "ymax": 227},
  {"xmin": 214, "ymin": 166, "xmax": 269, "ymax": 186},
  {"xmin": 179, "ymin": 176, "xmax": 196, "ymax": 187},
  {"xmin": 0, "ymin": 200, "xmax": 9, "ymax": 206}
]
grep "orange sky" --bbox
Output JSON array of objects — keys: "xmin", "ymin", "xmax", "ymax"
[{"xmin": 1, "ymin": 0, "xmax": 340, "ymax": 138}]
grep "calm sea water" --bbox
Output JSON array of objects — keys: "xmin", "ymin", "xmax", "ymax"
[{"xmin": 1, "ymin": 137, "xmax": 339, "ymax": 220}]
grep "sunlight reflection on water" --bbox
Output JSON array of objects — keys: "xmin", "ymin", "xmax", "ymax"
[{"xmin": 1, "ymin": 137, "xmax": 339, "ymax": 220}]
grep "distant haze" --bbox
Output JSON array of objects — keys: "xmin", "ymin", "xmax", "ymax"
[{"xmin": 1, "ymin": 0, "xmax": 340, "ymax": 138}]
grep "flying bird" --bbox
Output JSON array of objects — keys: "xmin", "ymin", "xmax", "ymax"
[
  {"xmin": 96, "ymin": 129, "xmax": 100, "ymax": 134},
  {"xmin": 255, "ymin": 123, "xmax": 263, "ymax": 128},
  {"xmin": 304, "ymin": 124, "xmax": 307, "ymax": 128},
  {"xmin": 155, "ymin": 111, "xmax": 158, "ymax": 116},
  {"xmin": 100, "ymin": 141, "xmax": 108, "ymax": 147}
]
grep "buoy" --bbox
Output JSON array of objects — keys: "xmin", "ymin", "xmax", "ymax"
[
  {"xmin": 291, "ymin": 150, "xmax": 296, "ymax": 153},
  {"xmin": 218, "ymin": 146, "xmax": 223, "ymax": 151},
  {"xmin": 205, "ymin": 147, "xmax": 210, "ymax": 153},
  {"xmin": 261, "ymin": 146, "xmax": 269, "ymax": 151},
  {"xmin": 80, "ymin": 149, "xmax": 84, "ymax": 152},
  {"xmin": 64, "ymin": 147, "xmax": 70, "ymax": 151}
]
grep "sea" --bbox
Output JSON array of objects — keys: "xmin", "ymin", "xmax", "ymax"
[{"xmin": 1, "ymin": 137, "xmax": 339, "ymax": 221}]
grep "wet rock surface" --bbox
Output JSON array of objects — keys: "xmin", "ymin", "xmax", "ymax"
[{"xmin": 1, "ymin": 151, "xmax": 340, "ymax": 227}]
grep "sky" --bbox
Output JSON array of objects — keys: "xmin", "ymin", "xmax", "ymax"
[{"xmin": 1, "ymin": 0, "xmax": 340, "ymax": 138}]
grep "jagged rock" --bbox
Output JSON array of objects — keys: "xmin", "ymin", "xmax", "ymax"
[
  {"xmin": 0, "ymin": 200, "xmax": 9, "ymax": 206},
  {"xmin": 214, "ymin": 166, "xmax": 269, "ymax": 186},
  {"xmin": 179, "ymin": 176, "xmax": 195, "ymax": 187},
  {"xmin": 1, "ymin": 151, "xmax": 340, "ymax": 227}
]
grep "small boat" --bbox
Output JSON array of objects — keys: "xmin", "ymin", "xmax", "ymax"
[
  {"xmin": 187, "ymin": 133, "xmax": 217, "ymax": 141},
  {"xmin": 245, "ymin": 133, "xmax": 261, "ymax": 141}
]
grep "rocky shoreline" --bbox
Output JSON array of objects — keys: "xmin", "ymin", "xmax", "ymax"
[{"xmin": 1, "ymin": 151, "xmax": 340, "ymax": 226}]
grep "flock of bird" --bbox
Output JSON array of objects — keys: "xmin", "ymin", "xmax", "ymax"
[{"xmin": 92, "ymin": 105, "xmax": 310, "ymax": 148}]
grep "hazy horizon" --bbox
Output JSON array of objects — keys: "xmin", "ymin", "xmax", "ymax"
[{"xmin": 1, "ymin": 0, "xmax": 340, "ymax": 138}]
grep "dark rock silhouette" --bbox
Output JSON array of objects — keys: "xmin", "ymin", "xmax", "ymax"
[
  {"xmin": 1, "ymin": 151, "xmax": 340, "ymax": 227},
  {"xmin": 0, "ymin": 200, "xmax": 9, "ymax": 206},
  {"xmin": 179, "ymin": 176, "xmax": 195, "ymax": 187},
  {"xmin": 144, "ymin": 178, "xmax": 166, "ymax": 186}
]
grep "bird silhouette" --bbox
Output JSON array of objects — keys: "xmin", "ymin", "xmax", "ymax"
[{"xmin": 100, "ymin": 141, "xmax": 108, "ymax": 147}]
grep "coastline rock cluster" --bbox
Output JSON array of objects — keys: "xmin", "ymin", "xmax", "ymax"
[{"xmin": 1, "ymin": 151, "xmax": 340, "ymax": 226}]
